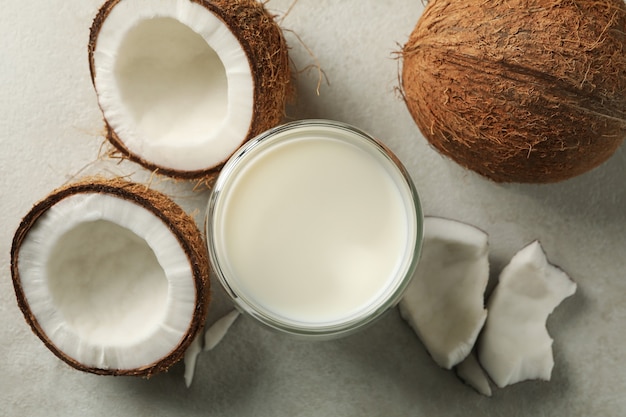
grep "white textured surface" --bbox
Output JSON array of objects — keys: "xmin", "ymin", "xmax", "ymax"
[
  {"xmin": 399, "ymin": 217, "xmax": 489, "ymax": 369},
  {"xmin": 1, "ymin": 0, "xmax": 625, "ymax": 415}
]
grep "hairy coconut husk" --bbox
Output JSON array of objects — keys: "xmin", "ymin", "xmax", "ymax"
[
  {"xmin": 10, "ymin": 177, "xmax": 211, "ymax": 377},
  {"xmin": 402, "ymin": 0, "xmax": 626, "ymax": 183},
  {"xmin": 88, "ymin": 0, "xmax": 292, "ymax": 179}
]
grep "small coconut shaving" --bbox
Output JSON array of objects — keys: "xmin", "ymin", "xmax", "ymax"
[
  {"xmin": 455, "ymin": 353, "xmax": 492, "ymax": 397},
  {"xmin": 184, "ymin": 309, "xmax": 241, "ymax": 387}
]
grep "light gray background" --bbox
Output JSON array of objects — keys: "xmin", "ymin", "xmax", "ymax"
[{"xmin": 1, "ymin": 1, "xmax": 624, "ymax": 416}]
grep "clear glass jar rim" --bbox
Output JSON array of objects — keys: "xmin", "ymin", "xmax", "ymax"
[{"xmin": 205, "ymin": 119, "xmax": 424, "ymax": 339}]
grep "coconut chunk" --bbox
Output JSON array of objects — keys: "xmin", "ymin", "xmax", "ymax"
[
  {"xmin": 10, "ymin": 178, "xmax": 210, "ymax": 376},
  {"xmin": 399, "ymin": 216, "xmax": 489, "ymax": 369},
  {"xmin": 88, "ymin": 0, "xmax": 291, "ymax": 178},
  {"xmin": 477, "ymin": 241, "xmax": 576, "ymax": 388}
]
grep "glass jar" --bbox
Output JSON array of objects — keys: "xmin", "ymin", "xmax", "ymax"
[{"xmin": 206, "ymin": 120, "xmax": 423, "ymax": 339}]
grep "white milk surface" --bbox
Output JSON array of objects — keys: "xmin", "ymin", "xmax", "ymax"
[{"xmin": 216, "ymin": 135, "xmax": 414, "ymax": 325}]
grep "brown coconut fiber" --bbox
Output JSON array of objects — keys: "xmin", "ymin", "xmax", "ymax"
[
  {"xmin": 401, "ymin": 0, "xmax": 626, "ymax": 183},
  {"xmin": 10, "ymin": 177, "xmax": 211, "ymax": 377},
  {"xmin": 88, "ymin": 0, "xmax": 292, "ymax": 180}
]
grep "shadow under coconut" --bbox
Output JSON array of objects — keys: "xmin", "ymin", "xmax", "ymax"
[
  {"xmin": 330, "ymin": 308, "xmax": 579, "ymax": 415},
  {"xmin": 330, "ymin": 309, "xmax": 491, "ymax": 414},
  {"xmin": 499, "ymin": 143, "xmax": 626, "ymax": 225},
  {"xmin": 101, "ymin": 317, "xmax": 269, "ymax": 416}
]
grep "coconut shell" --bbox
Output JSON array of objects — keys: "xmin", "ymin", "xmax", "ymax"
[
  {"xmin": 88, "ymin": 0, "xmax": 292, "ymax": 179},
  {"xmin": 402, "ymin": 0, "xmax": 626, "ymax": 183},
  {"xmin": 10, "ymin": 177, "xmax": 211, "ymax": 377}
]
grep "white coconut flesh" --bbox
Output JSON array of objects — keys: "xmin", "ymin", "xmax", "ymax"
[
  {"xmin": 477, "ymin": 241, "xmax": 577, "ymax": 388},
  {"xmin": 399, "ymin": 216, "xmax": 489, "ymax": 369},
  {"xmin": 184, "ymin": 309, "xmax": 240, "ymax": 388},
  {"xmin": 92, "ymin": 0, "xmax": 254, "ymax": 172},
  {"xmin": 455, "ymin": 353, "xmax": 492, "ymax": 397},
  {"xmin": 17, "ymin": 192, "xmax": 197, "ymax": 371}
]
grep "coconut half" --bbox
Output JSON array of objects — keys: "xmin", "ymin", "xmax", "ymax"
[
  {"xmin": 10, "ymin": 178, "xmax": 210, "ymax": 376},
  {"xmin": 88, "ymin": 0, "xmax": 291, "ymax": 178},
  {"xmin": 399, "ymin": 216, "xmax": 489, "ymax": 369},
  {"xmin": 477, "ymin": 241, "xmax": 576, "ymax": 388}
]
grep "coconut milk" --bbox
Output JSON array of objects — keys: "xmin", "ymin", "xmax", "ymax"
[{"xmin": 208, "ymin": 121, "xmax": 421, "ymax": 336}]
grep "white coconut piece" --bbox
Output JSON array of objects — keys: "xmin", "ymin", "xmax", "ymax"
[
  {"xmin": 10, "ymin": 179, "xmax": 210, "ymax": 376},
  {"xmin": 477, "ymin": 240, "xmax": 577, "ymax": 388},
  {"xmin": 183, "ymin": 332, "xmax": 203, "ymax": 388},
  {"xmin": 399, "ymin": 216, "xmax": 489, "ymax": 369},
  {"xmin": 183, "ymin": 309, "xmax": 240, "ymax": 387},
  {"xmin": 204, "ymin": 309, "xmax": 240, "ymax": 351},
  {"xmin": 88, "ymin": 0, "xmax": 291, "ymax": 178},
  {"xmin": 455, "ymin": 353, "xmax": 492, "ymax": 397}
]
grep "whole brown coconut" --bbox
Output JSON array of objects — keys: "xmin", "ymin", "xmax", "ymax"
[{"xmin": 402, "ymin": 0, "xmax": 626, "ymax": 183}]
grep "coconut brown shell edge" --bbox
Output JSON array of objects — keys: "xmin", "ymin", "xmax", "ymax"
[
  {"xmin": 88, "ymin": 0, "xmax": 293, "ymax": 180},
  {"xmin": 10, "ymin": 177, "xmax": 211, "ymax": 377}
]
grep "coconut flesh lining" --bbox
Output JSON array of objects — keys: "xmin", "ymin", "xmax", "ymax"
[
  {"xmin": 17, "ymin": 193, "xmax": 196, "ymax": 370},
  {"xmin": 478, "ymin": 241, "xmax": 576, "ymax": 387},
  {"xmin": 93, "ymin": 0, "xmax": 254, "ymax": 172},
  {"xmin": 399, "ymin": 216, "xmax": 489, "ymax": 369}
]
